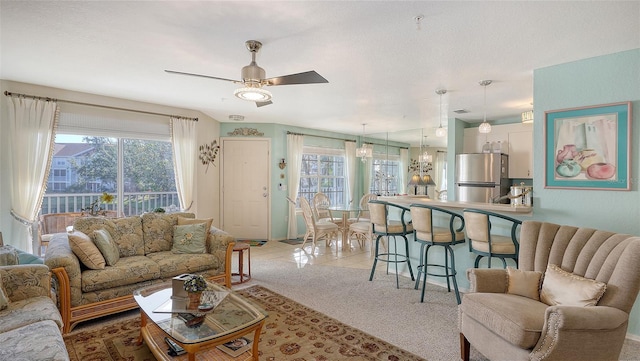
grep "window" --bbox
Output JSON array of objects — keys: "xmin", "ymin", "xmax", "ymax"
[
  {"xmin": 298, "ymin": 150, "xmax": 345, "ymax": 207},
  {"xmin": 370, "ymin": 157, "xmax": 400, "ymax": 196},
  {"xmin": 42, "ymin": 133, "xmax": 179, "ymax": 216}
]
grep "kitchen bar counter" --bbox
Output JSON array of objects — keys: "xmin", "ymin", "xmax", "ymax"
[{"xmin": 378, "ymin": 195, "xmax": 533, "ymax": 215}]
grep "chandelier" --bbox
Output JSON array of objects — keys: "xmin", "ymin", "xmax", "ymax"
[
  {"xmin": 356, "ymin": 123, "xmax": 372, "ymax": 162},
  {"xmin": 478, "ymin": 80, "xmax": 492, "ymax": 134}
]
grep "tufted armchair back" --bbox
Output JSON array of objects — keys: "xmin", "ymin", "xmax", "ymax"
[{"xmin": 518, "ymin": 221, "xmax": 640, "ymax": 313}]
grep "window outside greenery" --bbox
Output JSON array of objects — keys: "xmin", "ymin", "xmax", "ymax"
[
  {"xmin": 298, "ymin": 153, "xmax": 345, "ymax": 207},
  {"xmin": 42, "ymin": 134, "xmax": 178, "ymax": 216}
]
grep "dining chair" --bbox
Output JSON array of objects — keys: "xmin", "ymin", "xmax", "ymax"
[
  {"xmin": 409, "ymin": 204, "xmax": 465, "ymax": 304},
  {"xmin": 312, "ymin": 192, "xmax": 344, "ymax": 227},
  {"xmin": 39, "ymin": 212, "xmax": 84, "ymax": 253},
  {"xmin": 300, "ymin": 197, "xmax": 339, "ymax": 251},
  {"xmin": 347, "ymin": 193, "xmax": 377, "ymax": 224},
  {"xmin": 463, "ymin": 208, "xmax": 522, "ymax": 268},
  {"xmin": 368, "ymin": 200, "xmax": 415, "ymax": 288}
]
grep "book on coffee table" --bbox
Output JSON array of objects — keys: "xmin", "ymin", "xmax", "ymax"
[{"xmin": 216, "ymin": 336, "xmax": 252, "ymax": 357}]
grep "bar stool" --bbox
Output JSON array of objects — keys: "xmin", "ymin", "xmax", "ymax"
[
  {"xmin": 463, "ymin": 208, "xmax": 522, "ymax": 268},
  {"xmin": 231, "ymin": 242, "xmax": 251, "ymax": 285},
  {"xmin": 368, "ymin": 200, "xmax": 415, "ymax": 288},
  {"xmin": 409, "ymin": 204, "xmax": 465, "ymax": 304}
]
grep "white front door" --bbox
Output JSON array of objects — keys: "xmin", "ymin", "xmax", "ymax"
[{"xmin": 221, "ymin": 138, "xmax": 270, "ymax": 239}]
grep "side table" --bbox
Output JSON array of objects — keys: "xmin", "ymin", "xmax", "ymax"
[{"xmin": 232, "ymin": 242, "xmax": 251, "ymax": 285}]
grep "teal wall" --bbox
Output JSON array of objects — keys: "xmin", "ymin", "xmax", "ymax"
[{"xmin": 533, "ymin": 48, "xmax": 640, "ymax": 336}]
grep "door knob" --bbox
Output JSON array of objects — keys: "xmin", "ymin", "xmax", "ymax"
[{"xmin": 263, "ymin": 193, "xmax": 268, "ymax": 197}]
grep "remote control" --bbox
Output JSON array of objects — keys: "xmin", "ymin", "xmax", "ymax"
[{"xmin": 165, "ymin": 337, "xmax": 186, "ymax": 355}]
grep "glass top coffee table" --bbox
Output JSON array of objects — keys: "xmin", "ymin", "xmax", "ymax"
[{"xmin": 134, "ymin": 282, "xmax": 266, "ymax": 361}]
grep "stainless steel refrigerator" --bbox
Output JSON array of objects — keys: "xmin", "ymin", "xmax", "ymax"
[{"xmin": 455, "ymin": 153, "xmax": 510, "ymax": 203}]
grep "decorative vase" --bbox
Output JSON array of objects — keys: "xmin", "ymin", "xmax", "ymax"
[
  {"xmin": 187, "ymin": 292, "xmax": 202, "ymax": 310},
  {"xmin": 555, "ymin": 159, "xmax": 581, "ymax": 178},
  {"xmin": 556, "ymin": 144, "xmax": 578, "ymax": 164}
]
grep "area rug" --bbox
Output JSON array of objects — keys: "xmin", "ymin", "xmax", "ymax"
[
  {"xmin": 278, "ymin": 238, "xmax": 304, "ymax": 245},
  {"xmin": 64, "ymin": 285, "xmax": 426, "ymax": 361},
  {"xmin": 236, "ymin": 239, "xmax": 268, "ymax": 247}
]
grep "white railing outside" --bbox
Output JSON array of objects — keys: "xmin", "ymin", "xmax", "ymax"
[{"xmin": 41, "ymin": 192, "xmax": 180, "ymax": 216}]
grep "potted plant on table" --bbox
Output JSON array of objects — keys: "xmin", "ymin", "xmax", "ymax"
[{"xmin": 183, "ymin": 274, "xmax": 208, "ymax": 309}]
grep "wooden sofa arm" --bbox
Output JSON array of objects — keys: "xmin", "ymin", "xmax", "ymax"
[{"xmin": 51, "ymin": 267, "xmax": 72, "ymax": 333}]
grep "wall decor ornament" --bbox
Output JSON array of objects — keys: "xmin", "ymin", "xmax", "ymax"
[
  {"xmin": 227, "ymin": 127, "xmax": 264, "ymax": 137},
  {"xmin": 199, "ymin": 140, "xmax": 220, "ymax": 173},
  {"xmin": 544, "ymin": 102, "xmax": 631, "ymax": 190}
]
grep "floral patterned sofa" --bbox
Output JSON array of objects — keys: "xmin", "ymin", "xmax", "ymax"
[
  {"xmin": 44, "ymin": 212, "xmax": 234, "ymax": 333},
  {"xmin": 0, "ymin": 264, "xmax": 69, "ymax": 360}
]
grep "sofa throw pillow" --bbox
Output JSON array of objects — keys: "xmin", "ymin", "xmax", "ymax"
[
  {"xmin": 540, "ymin": 264, "xmax": 607, "ymax": 307},
  {"xmin": 0, "ymin": 277, "xmax": 9, "ymax": 310},
  {"xmin": 0, "ymin": 245, "xmax": 19, "ymax": 266},
  {"xmin": 172, "ymin": 223, "xmax": 207, "ymax": 254},
  {"xmin": 506, "ymin": 267, "xmax": 542, "ymax": 301},
  {"xmin": 92, "ymin": 229, "xmax": 120, "ymax": 266},
  {"xmin": 177, "ymin": 216, "xmax": 213, "ymax": 233},
  {"xmin": 68, "ymin": 231, "xmax": 106, "ymax": 270}
]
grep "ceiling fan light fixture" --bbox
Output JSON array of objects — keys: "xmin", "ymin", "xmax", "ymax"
[{"xmin": 234, "ymin": 86, "xmax": 272, "ymax": 102}]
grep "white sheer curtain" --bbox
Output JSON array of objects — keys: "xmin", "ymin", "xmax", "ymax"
[
  {"xmin": 170, "ymin": 117, "xmax": 196, "ymax": 211},
  {"xmin": 344, "ymin": 141, "xmax": 356, "ymax": 207},
  {"xmin": 363, "ymin": 158, "xmax": 372, "ymax": 195},
  {"xmin": 7, "ymin": 97, "xmax": 58, "ymax": 253},
  {"xmin": 286, "ymin": 133, "xmax": 304, "ymax": 239},
  {"xmin": 399, "ymin": 148, "xmax": 409, "ymax": 195},
  {"xmin": 435, "ymin": 151, "xmax": 448, "ymax": 198}
]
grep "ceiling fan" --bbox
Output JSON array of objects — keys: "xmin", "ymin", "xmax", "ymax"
[{"xmin": 165, "ymin": 40, "xmax": 328, "ymax": 107}]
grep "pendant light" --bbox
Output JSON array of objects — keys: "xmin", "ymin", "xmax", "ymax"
[
  {"xmin": 478, "ymin": 80, "xmax": 492, "ymax": 134},
  {"xmin": 435, "ymin": 89, "xmax": 447, "ymax": 138},
  {"xmin": 356, "ymin": 123, "xmax": 372, "ymax": 162}
]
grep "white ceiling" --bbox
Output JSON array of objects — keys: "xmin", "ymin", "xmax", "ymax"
[{"xmin": 1, "ymin": 1, "xmax": 639, "ymax": 147}]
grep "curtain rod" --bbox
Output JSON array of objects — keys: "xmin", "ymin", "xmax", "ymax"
[
  {"xmin": 4, "ymin": 91, "xmax": 198, "ymax": 121},
  {"xmin": 287, "ymin": 131, "xmax": 355, "ymax": 142},
  {"xmin": 286, "ymin": 131, "xmax": 408, "ymax": 149}
]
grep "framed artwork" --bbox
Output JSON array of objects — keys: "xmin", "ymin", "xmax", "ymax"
[{"xmin": 545, "ymin": 102, "xmax": 631, "ymax": 190}]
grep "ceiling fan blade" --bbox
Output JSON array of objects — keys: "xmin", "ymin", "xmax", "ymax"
[
  {"xmin": 165, "ymin": 70, "xmax": 239, "ymax": 83},
  {"xmin": 264, "ymin": 71, "xmax": 328, "ymax": 86},
  {"xmin": 256, "ymin": 100, "xmax": 273, "ymax": 107}
]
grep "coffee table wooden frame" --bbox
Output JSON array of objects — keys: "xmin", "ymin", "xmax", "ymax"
[
  {"xmin": 140, "ymin": 313, "xmax": 263, "ymax": 361},
  {"xmin": 135, "ymin": 286, "xmax": 264, "ymax": 361}
]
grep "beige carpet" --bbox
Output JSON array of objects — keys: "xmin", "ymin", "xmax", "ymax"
[{"xmin": 63, "ymin": 285, "xmax": 425, "ymax": 360}]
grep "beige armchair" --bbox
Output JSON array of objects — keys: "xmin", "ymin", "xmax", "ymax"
[{"xmin": 459, "ymin": 221, "xmax": 640, "ymax": 361}]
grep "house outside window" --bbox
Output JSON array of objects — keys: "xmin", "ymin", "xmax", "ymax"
[
  {"xmin": 298, "ymin": 149, "xmax": 345, "ymax": 207},
  {"xmin": 42, "ymin": 133, "xmax": 179, "ymax": 216}
]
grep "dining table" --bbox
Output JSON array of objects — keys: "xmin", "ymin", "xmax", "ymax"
[{"xmin": 328, "ymin": 206, "xmax": 362, "ymax": 250}]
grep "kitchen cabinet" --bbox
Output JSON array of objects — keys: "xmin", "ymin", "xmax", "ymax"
[
  {"xmin": 463, "ymin": 123, "xmax": 533, "ymax": 179},
  {"xmin": 508, "ymin": 130, "xmax": 533, "ymax": 178}
]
